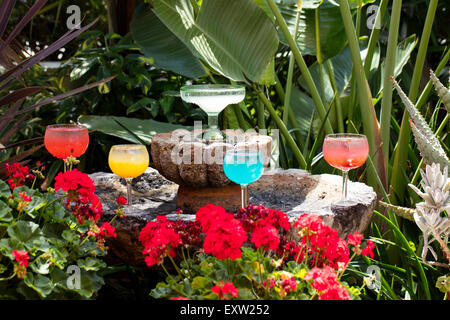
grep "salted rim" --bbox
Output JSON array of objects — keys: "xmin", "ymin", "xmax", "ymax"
[
  {"xmin": 180, "ymin": 84, "xmax": 245, "ymax": 94},
  {"xmin": 46, "ymin": 124, "xmax": 87, "ymax": 131},
  {"xmin": 324, "ymin": 133, "xmax": 367, "ymax": 140},
  {"xmin": 110, "ymin": 144, "xmax": 147, "ymax": 150}
]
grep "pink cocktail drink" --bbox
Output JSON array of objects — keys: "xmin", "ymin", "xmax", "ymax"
[
  {"xmin": 323, "ymin": 134, "xmax": 369, "ymax": 206},
  {"xmin": 323, "ymin": 136, "xmax": 369, "ymax": 171},
  {"xmin": 44, "ymin": 124, "xmax": 89, "ymax": 159}
]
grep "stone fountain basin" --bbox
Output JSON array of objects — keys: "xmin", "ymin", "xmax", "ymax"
[
  {"xmin": 151, "ymin": 129, "xmax": 272, "ymax": 187},
  {"xmin": 91, "ymin": 167, "xmax": 377, "ymax": 267}
]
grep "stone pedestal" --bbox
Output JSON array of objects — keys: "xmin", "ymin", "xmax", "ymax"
[
  {"xmin": 91, "ymin": 167, "xmax": 377, "ymax": 267},
  {"xmin": 176, "ymin": 184, "xmax": 242, "ymax": 214}
]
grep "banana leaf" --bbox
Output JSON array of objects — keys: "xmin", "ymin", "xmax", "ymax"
[
  {"xmin": 78, "ymin": 115, "xmax": 192, "ymax": 145},
  {"xmin": 147, "ymin": 0, "xmax": 279, "ymax": 83},
  {"xmin": 130, "ymin": 1, "xmax": 206, "ymax": 78}
]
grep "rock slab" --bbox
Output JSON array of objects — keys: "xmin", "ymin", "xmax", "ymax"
[{"xmin": 92, "ymin": 167, "xmax": 377, "ymax": 267}]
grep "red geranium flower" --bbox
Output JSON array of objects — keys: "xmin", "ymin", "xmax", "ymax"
[
  {"xmin": 4, "ymin": 162, "xmax": 34, "ymax": 190},
  {"xmin": 362, "ymin": 240, "xmax": 376, "ymax": 258},
  {"xmin": 203, "ymin": 216, "xmax": 247, "ymax": 261},
  {"xmin": 54, "ymin": 169, "xmax": 102, "ymax": 224},
  {"xmin": 347, "ymin": 232, "xmax": 363, "ymax": 246},
  {"xmin": 211, "ymin": 281, "xmax": 239, "ymax": 300},
  {"xmin": 172, "ymin": 220, "xmax": 201, "ymax": 248},
  {"xmin": 305, "ymin": 266, "xmax": 339, "ymax": 292},
  {"xmin": 19, "ymin": 192, "xmax": 32, "ymax": 202},
  {"xmin": 251, "ymin": 224, "xmax": 280, "ymax": 251},
  {"xmin": 280, "ymin": 277, "xmax": 297, "ymax": 295},
  {"xmin": 319, "ymin": 285, "xmax": 351, "ymax": 300},
  {"xmin": 293, "ymin": 213, "xmax": 324, "ymax": 231},
  {"xmin": 116, "ymin": 196, "xmax": 127, "ymax": 206},
  {"xmin": 305, "ymin": 266, "xmax": 350, "ymax": 300},
  {"xmin": 98, "ymin": 222, "xmax": 117, "ymax": 238},
  {"xmin": 237, "ymin": 204, "xmax": 290, "ymax": 233},
  {"xmin": 196, "ymin": 203, "xmax": 233, "ymax": 233},
  {"xmin": 139, "ymin": 216, "xmax": 182, "ymax": 267},
  {"xmin": 170, "ymin": 297, "xmax": 190, "ymax": 300},
  {"xmin": 12, "ymin": 250, "xmax": 30, "ymax": 267},
  {"xmin": 292, "ymin": 214, "xmax": 350, "ymax": 269}
]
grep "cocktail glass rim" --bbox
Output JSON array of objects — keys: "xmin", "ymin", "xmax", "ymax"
[
  {"xmin": 45, "ymin": 123, "xmax": 88, "ymax": 131},
  {"xmin": 224, "ymin": 150, "xmax": 264, "ymax": 162},
  {"xmin": 324, "ymin": 133, "xmax": 367, "ymax": 139},
  {"xmin": 110, "ymin": 144, "xmax": 147, "ymax": 150},
  {"xmin": 180, "ymin": 84, "xmax": 245, "ymax": 94}
]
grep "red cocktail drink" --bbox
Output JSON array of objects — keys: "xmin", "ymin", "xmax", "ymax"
[
  {"xmin": 323, "ymin": 134, "xmax": 369, "ymax": 206},
  {"xmin": 323, "ymin": 136, "xmax": 369, "ymax": 171},
  {"xmin": 44, "ymin": 124, "xmax": 89, "ymax": 160}
]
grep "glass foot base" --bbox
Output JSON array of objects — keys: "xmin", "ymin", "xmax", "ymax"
[
  {"xmin": 332, "ymin": 199, "xmax": 358, "ymax": 207},
  {"xmin": 202, "ymin": 128, "xmax": 225, "ymax": 141}
]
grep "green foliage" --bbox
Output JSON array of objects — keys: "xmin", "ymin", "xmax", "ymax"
[
  {"xmin": 147, "ymin": 0, "xmax": 279, "ymax": 83},
  {"xmin": 278, "ymin": 0, "xmax": 348, "ymax": 60},
  {"xmin": 78, "ymin": 115, "xmax": 192, "ymax": 145},
  {"xmin": 0, "ymin": 177, "xmax": 107, "ymax": 299},
  {"xmin": 130, "ymin": 1, "xmax": 205, "ymax": 78},
  {"xmin": 60, "ymin": 30, "xmax": 211, "ymax": 125},
  {"xmin": 0, "ymin": 0, "xmax": 110, "ymax": 175}
]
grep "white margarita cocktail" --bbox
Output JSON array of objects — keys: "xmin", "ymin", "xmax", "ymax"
[{"xmin": 180, "ymin": 84, "xmax": 245, "ymax": 140}]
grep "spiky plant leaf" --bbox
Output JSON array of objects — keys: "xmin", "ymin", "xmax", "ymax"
[
  {"xmin": 409, "ymin": 121, "xmax": 450, "ymax": 168},
  {"xmin": 392, "ymin": 77, "xmax": 450, "ymax": 167},
  {"xmin": 392, "ymin": 77, "xmax": 436, "ymax": 141},
  {"xmin": 379, "ymin": 201, "xmax": 415, "ymax": 221},
  {"xmin": 430, "ymin": 69, "xmax": 450, "ymax": 113}
]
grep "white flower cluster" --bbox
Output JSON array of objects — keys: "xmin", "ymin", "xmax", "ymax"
[{"xmin": 408, "ymin": 164, "xmax": 450, "ymax": 267}]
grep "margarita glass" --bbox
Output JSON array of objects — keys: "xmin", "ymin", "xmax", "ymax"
[
  {"xmin": 44, "ymin": 124, "xmax": 89, "ymax": 171},
  {"xmin": 180, "ymin": 84, "xmax": 245, "ymax": 140},
  {"xmin": 323, "ymin": 133, "xmax": 369, "ymax": 206},
  {"xmin": 223, "ymin": 150, "xmax": 264, "ymax": 208},
  {"xmin": 108, "ymin": 144, "xmax": 149, "ymax": 206}
]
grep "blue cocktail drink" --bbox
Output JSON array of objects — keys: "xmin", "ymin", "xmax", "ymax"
[{"xmin": 223, "ymin": 151, "xmax": 264, "ymax": 208}]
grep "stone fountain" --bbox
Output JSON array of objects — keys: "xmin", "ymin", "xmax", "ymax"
[{"xmin": 150, "ymin": 128, "xmax": 272, "ymax": 213}]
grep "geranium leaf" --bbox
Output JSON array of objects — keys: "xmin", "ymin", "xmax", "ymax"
[
  {"xmin": 61, "ymin": 230, "xmax": 79, "ymax": 244},
  {"xmin": 0, "ymin": 200, "xmax": 13, "ymax": 223},
  {"xmin": 151, "ymin": 285, "xmax": 173, "ymax": 299},
  {"xmin": 77, "ymin": 257, "xmax": 107, "ymax": 271},
  {"xmin": 7, "ymin": 221, "xmax": 48, "ymax": 251},
  {"xmin": 24, "ymin": 273, "xmax": 55, "ymax": 298},
  {"xmin": 192, "ymin": 276, "xmax": 211, "ymax": 290},
  {"xmin": 0, "ymin": 180, "xmax": 9, "ymax": 197},
  {"xmin": 75, "ymin": 271, "xmax": 105, "ymax": 298},
  {"xmin": 30, "ymin": 256, "xmax": 52, "ymax": 275}
]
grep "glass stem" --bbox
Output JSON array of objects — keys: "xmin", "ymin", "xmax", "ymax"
[
  {"xmin": 241, "ymin": 184, "xmax": 248, "ymax": 209},
  {"xmin": 125, "ymin": 178, "xmax": 133, "ymax": 206},
  {"xmin": 341, "ymin": 170, "xmax": 349, "ymax": 201},
  {"xmin": 207, "ymin": 113, "xmax": 219, "ymax": 130}
]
